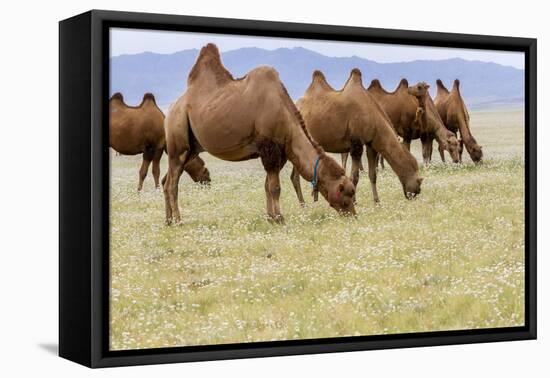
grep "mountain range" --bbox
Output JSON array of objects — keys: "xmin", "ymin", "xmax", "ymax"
[{"xmin": 110, "ymin": 47, "xmax": 524, "ymax": 109}]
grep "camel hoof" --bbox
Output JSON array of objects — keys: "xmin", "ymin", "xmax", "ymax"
[{"xmin": 268, "ymin": 215, "xmax": 285, "ymax": 225}]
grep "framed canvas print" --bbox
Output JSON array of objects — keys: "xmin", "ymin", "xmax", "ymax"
[{"xmin": 59, "ymin": 10, "xmax": 537, "ymax": 368}]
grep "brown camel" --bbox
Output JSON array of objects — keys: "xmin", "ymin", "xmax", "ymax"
[
  {"xmin": 435, "ymin": 79, "xmax": 482, "ymax": 163},
  {"xmin": 367, "ymin": 79, "xmax": 460, "ymax": 165},
  {"xmin": 109, "ymin": 93, "xmax": 210, "ymax": 190},
  {"xmin": 292, "ymin": 69, "xmax": 423, "ymax": 205},
  {"xmin": 163, "ymin": 43, "xmax": 356, "ymax": 225}
]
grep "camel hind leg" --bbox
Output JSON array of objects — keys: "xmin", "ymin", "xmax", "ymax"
[
  {"xmin": 376, "ymin": 154, "xmax": 385, "ymax": 171},
  {"xmin": 151, "ymin": 148, "xmax": 163, "ymax": 189},
  {"xmin": 138, "ymin": 150, "xmax": 154, "ymax": 191},
  {"xmin": 366, "ymin": 145, "xmax": 380, "ymax": 203}
]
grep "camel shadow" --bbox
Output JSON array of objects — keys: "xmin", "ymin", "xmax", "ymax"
[{"xmin": 38, "ymin": 343, "xmax": 58, "ymax": 355}]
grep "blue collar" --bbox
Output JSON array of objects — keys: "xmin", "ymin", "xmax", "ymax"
[{"xmin": 311, "ymin": 156, "xmax": 321, "ymax": 188}]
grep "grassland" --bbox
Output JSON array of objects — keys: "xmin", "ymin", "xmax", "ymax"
[{"xmin": 109, "ymin": 107, "xmax": 525, "ymax": 350}]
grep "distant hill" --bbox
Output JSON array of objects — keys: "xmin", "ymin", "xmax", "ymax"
[{"xmin": 110, "ymin": 47, "xmax": 524, "ymax": 108}]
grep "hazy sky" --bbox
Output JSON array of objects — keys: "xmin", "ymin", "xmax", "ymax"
[{"xmin": 110, "ymin": 28, "xmax": 524, "ymax": 69}]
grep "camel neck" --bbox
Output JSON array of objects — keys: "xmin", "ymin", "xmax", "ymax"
[
  {"xmin": 380, "ymin": 143, "xmax": 417, "ymax": 184},
  {"xmin": 286, "ymin": 123, "xmax": 320, "ymax": 182},
  {"xmin": 457, "ymin": 116, "xmax": 474, "ymax": 143},
  {"xmin": 367, "ymin": 117, "xmax": 417, "ymax": 185}
]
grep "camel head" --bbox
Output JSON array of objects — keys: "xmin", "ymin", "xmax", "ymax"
[
  {"xmin": 316, "ymin": 157, "xmax": 356, "ymax": 216},
  {"xmin": 186, "ymin": 156, "xmax": 212, "ymax": 185},
  {"xmin": 399, "ymin": 146, "xmax": 423, "ymax": 199},
  {"xmin": 445, "ymin": 131, "xmax": 461, "ymax": 163},
  {"xmin": 467, "ymin": 143, "xmax": 483, "ymax": 163},
  {"xmin": 407, "ymin": 82, "xmax": 430, "ymax": 98},
  {"xmin": 403, "ymin": 175, "xmax": 423, "ymax": 200},
  {"xmin": 196, "ymin": 166, "xmax": 211, "ymax": 185}
]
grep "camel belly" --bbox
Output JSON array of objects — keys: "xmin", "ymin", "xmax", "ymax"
[
  {"xmin": 208, "ymin": 144, "xmax": 259, "ymax": 161},
  {"xmin": 189, "ymin": 112, "xmax": 259, "ymax": 161}
]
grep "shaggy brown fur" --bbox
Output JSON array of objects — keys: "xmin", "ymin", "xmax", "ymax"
[
  {"xmin": 109, "ymin": 93, "xmax": 210, "ymax": 190},
  {"xmin": 163, "ymin": 43, "xmax": 355, "ymax": 225},
  {"xmin": 292, "ymin": 69, "xmax": 423, "ymax": 204},
  {"xmin": 367, "ymin": 79, "xmax": 460, "ymax": 165},
  {"xmin": 435, "ymin": 79, "xmax": 483, "ymax": 163}
]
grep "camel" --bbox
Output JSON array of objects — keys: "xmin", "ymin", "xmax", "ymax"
[
  {"xmin": 109, "ymin": 93, "xmax": 210, "ymax": 190},
  {"xmin": 366, "ymin": 79, "xmax": 461, "ymax": 165},
  {"xmin": 163, "ymin": 43, "xmax": 356, "ymax": 225},
  {"xmin": 291, "ymin": 69, "xmax": 423, "ymax": 206},
  {"xmin": 434, "ymin": 79, "xmax": 483, "ymax": 163}
]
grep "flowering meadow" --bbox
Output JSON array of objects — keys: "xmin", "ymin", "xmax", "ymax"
[{"xmin": 110, "ymin": 107, "xmax": 525, "ymax": 350}]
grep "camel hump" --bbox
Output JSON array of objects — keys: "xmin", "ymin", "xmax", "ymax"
[
  {"xmin": 189, "ymin": 43, "xmax": 233, "ymax": 85},
  {"xmin": 452, "ymin": 79, "xmax": 461, "ymax": 92},
  {"xmin": 309, "ymin": 70, "xmax": 333, "ymax": 91},
  {"xmin": 350, "ymin": 68, "xmax": 362, "ymax": 78},
  {"xmin": 344, "ymin": 68, "xmax": 363, "ymax": 88},
  {"xmin": 254, "ymin": 65, "xmax": 279, "ymax": 80},
  {"xmin": 398, "ymin": 78, "xmax": 409, "ymax": 89},
  {"xmin": 110, "ymin": 92, "xmax": 124, "ymax": 102},
  {"xmin": 142, "ymin": 93, "xmax": 156, "ymax": 102},
  {"xmin": 367, "ymin": 79, "xmax": 382, "ymax": 90},
  {"xmin": 436, "ymin": 79, "xmax": 449, "ymax": 94},
  {"xmin": 312, "ymin": 70, "xmax": 326, "ymax": 81},
  {"xmin": 200, "ymin": 43, "xmax": 221, "ymax": 59}
]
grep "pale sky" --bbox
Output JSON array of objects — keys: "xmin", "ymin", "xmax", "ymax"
[{"xmin": 110, "ymin": 28, "xmax": 524, "ymax": 69}]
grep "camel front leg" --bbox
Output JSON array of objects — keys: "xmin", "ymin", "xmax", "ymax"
[
  {"xmin": 152, "ymin": 149, "xmax": 163, "ymax": 189},
  {"xmin": 421, "ymin": 135, "xmax": 433, "ymax": 165},
  {"xmin": 366, "ymin": 145, "xmax": 380, "ymax": 203},
  {"xmin": 438, "ymin": 143, "xmax": 446, "ymax": 162},
  {"xmin": 350, "ymin": 147, "xmax": 363, "ymax": 204},
  {"xmin": 265, "ymin": 170, "xmax": 284, "ymax": 224},
  {"xmin": 138, "ymin": 153, "xmax": 153, "ymax": 191},
  {"xmin": 341, "ymin": 152, "xmax": 349, "ymax": 172},
  {"xmin": 290, "ymin": 166, "xmax": 305, "ymax": 206},
  {"xmin": 164, "ymin": 155, "xmax": 186, "ymax": 225},
  {"xmin": 458, "ymin": 138, "xmax": 464, "ymax": 162},
  {"xmin": 402, "ymin": 138, "xmax": 411, "ymax": 152}
]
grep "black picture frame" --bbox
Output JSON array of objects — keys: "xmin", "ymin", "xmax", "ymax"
[{"xmin": 59, "ymin": 9, "xmax": 537, "ymax": 368}]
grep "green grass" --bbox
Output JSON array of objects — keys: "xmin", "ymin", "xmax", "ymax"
[{"xmin": 109, "ymin": 107, "xmax": 525, "ymax": 350}]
